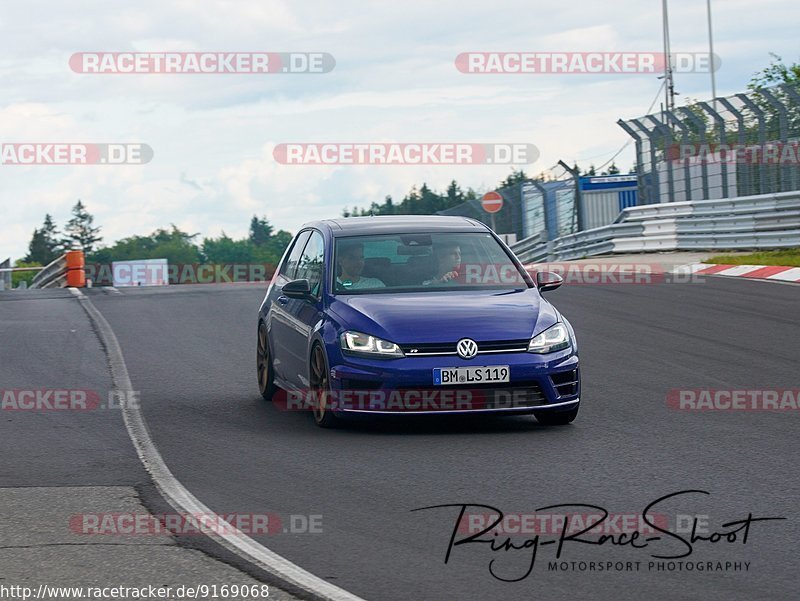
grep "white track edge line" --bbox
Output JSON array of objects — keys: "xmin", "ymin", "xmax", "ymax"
[{"xmin": 72, "ymin": 287, "xmax": 367, "ymax": 601}]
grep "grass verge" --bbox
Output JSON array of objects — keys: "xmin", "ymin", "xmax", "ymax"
[{"xmin": 704, "ymin": 248, "xmax": 800, "ymax": 267}]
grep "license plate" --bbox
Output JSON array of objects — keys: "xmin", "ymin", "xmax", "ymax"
[{"xmin": 433, "ymin": 366, "xmax": 510, "ymax": 386}]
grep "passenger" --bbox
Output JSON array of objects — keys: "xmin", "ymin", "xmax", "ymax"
[{"xmin": 336, "ymin": 241, "xmax": 385, "ymax": 290}]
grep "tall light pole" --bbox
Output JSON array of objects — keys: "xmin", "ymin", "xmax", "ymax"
[
  {"xmin": 706, "ymin": 0, "xmax": 718, "ymax": 108},
  {"xmin": 661, "ymin": 0, "xmax": 676, "ymax": 112}
]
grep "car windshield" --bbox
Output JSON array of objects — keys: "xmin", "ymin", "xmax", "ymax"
[{"xmin": 332, "ymin": 232, "xmax": 530, "ymax": 294}]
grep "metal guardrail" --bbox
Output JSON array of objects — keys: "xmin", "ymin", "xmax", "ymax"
[
  {"xmin": 510, "ymin": 191, "xmax": 800, "ymax": 262},
  {"xmin": 507, "ymin": 231, "xmax": 548, "ymax": 262},
  {"xmin": 30, "ymin": 254, "xmax": 69, "ymax": 289},
  {"xmin": 615, "ymin": 193, "xmax": 800, "ymax": 222},
  {"xmin": 0, "ymin": 264, "xmax": 45, "ymax": 290}
]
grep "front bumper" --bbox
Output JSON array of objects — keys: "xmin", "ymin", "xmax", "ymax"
[{"xmin": 325, "ymin": 346, "xmax": 580, "ymax": 415}]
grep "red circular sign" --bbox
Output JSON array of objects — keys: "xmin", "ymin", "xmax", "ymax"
[{"xmin": 481, "ymin": 191, "xmax": 503, "ymax": 214}]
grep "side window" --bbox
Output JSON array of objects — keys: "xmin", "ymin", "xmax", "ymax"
[
  {"xmin": 296, "ymin": 231, "xmax": 325, "ymax": 296},
  {"xmin": 280, "ymin": 231, "xmax": 311, "ymax": 279}
]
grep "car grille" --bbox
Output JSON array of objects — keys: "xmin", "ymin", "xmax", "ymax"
[
  {"xmin": 337, "ymin": 381, "xmax": 547, "ymax": 411},
  {"xmin": 398, "ymin": 340, "xmax": 530, "ymax": 357}
]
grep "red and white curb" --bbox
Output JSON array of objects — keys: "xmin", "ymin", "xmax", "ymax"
[{"xmin": 679, "ymin": 263, "xmax": 800, "ymax": 283}]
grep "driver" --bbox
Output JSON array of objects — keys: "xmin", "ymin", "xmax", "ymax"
[{"xmin": 336, "ymin": 241, "xmax": 385, "ymax": 290}]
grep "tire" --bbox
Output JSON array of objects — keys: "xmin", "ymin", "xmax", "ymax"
[
  {"xmin": 535, "ymin": 405, "xmax": 579, "ymax": 426},
  {"xmin": 309, "ymin": 344, "xmax": 339, "ymax": 428},
  {"xmin": 257, "ymin": 322, "xmax": 277, "ymax": 401}
]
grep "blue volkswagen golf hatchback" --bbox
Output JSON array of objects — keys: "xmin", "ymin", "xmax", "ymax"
[{"xmin": 257, "ymin": 216, "xmax": 580, "ymax": 427}]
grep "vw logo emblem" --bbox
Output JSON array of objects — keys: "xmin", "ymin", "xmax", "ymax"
[{"xmin": 456, "ymin": 338, "xmax": 479, "ymax": 360}]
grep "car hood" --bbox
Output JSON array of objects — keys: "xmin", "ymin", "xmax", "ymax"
[{"xmin": 328, "ymin": 288, "xmax": 559, "ymax": 344}]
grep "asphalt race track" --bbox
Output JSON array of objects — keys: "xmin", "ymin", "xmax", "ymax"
[{"xmin": 3, "ymin": 277, "xmax": 798, "ymax": 601}]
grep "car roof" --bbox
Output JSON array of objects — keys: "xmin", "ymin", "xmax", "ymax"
[{"xmin": 301, "ymin": 215, "xmax": 489, "ymax": 236}]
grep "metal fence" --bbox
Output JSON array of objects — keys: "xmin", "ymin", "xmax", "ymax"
[
  {"xmin": 619, "ymin": 83, "xmax": 800, "ymax": 205},
  {"xmin": 438, "ymin": 171, "xmax": 641, "ymax": 245},
  {"xmin": 435, "ymin": 84, "xmax": 800, "ymax": 264},
  {"xmin": 437, "ymin": 171, "xmax": 579, "ymax": 242}
]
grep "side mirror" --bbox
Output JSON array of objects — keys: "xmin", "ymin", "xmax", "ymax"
[
  {"xmin": 282, "ymin": 278, "xmax": 313, "ymax": 299},
  {"xmin": 536, "ymin": 271, "xmax": 563, "ymax": 293}
]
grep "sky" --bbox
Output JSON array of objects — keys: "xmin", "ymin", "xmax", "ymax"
[{"xmin": 1, "ymin": 0, "xmax": 798, "ymax": 261}]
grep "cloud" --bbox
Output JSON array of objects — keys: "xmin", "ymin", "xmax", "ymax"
[{"xmin": 2, "ymin": 0, "xmax": 799, "ymax": 259}]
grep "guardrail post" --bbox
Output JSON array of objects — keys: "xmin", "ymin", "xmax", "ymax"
[
  {"xmin": 698, "ymin": 101, "xmax": 730, "ymax": 198},
  {"xmin": 664, "ymin": 110, "xmax": 694, "ymax": 201},
  {"xmin": 679, "ymin": 107, "xmax": 710, "ymax": 200},
  {"xmin": 644, "ymin": 116, "xmax": 676, "ymax": 204},
  {"xmin": 736, "ymin": 93, "xmax": 768, "ymax": 195},
  {"xmin": 631, "ymin": 117, "xmax": 664, "ymax": 204},
  {"xmin": 717, "ymin": 96, "xmax": 750, "ymax": 196},
  {"xmin": 617, "ymin": 119, "xmax": 648, "ymax": 205},
  {"xmin": 528, "ymin": 179, "xmax": 552, "ymax": 239},
  {"xmin": 558, "ymin": 160, "xmax": 584, "ymax": 232},
  {"xmin": 783, "ymin": 84, "xmax": 800, "ymax": 194},
  {"xmin": 758, "ymin": 88, "xmax": 792, "ymax": 193},
  {"xmin": 0, "ymin": 259, "xmax": 9, "ymax": 290}
]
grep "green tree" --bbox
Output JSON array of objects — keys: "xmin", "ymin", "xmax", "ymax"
[
  {"xmin": 25, "ymin": 229, "xmax": 51, "ymax": 264},
  {"xmin": 747, "ymin": 54, "xmax": 800, "ymax": 148},
  {"xmin": 202, "ymin": 233, "xmax": 253, "ymax": 263},
  {"xmin": 11, "ymin": 260, "xmax": 41, "ymax": 287},
  {"xmin": 89, "ymin": 225, "xmax": 200, "ymax": 265},
  {"xmin": 748, "ymin": 53, "xmax": 800, "ymax": 90},
  {"xmin": 24, "ymin": 214, "xmax": 61, "ymax": 264},
  {"xmin": 249, "ymin": 216, "xmax": 274, "ymax": 247},
  {"xmin": 499, "ymin": 169, "xmax": 528, "ymax": 188},
  {"xmin": 63, "ymin": 200, "xmax": 102, "ymax": 253},
  {"xmin": 445, "ymin": 181, "xmax": 464, "ymax": 206},
  {"xmin": 251, "ymin": 230, "xmax": 293, "ymax": 264},
  {"xmin": 343, "ymin": 174, "xmax": 519, "ymax": 219},
  {"xmin": 267, "ymin": 230, "xmax": 293, "ymax": 260}
]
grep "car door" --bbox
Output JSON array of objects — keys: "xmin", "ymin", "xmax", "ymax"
[
  {"xmin": 268, "ymin": 230, "xmax": 311, "ymax": 384},
  {"xmin": 281, "ymin": 230, "xmax": 326, "ymax": 388}
]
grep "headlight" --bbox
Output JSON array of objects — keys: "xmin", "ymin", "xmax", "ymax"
[
  {"xmin": 340, "ymin": 331, "xmax": 405, "ymax": 358},
  {"xmin": 527, "ymin": 323, "xmax": 570, "ymax": 354}
]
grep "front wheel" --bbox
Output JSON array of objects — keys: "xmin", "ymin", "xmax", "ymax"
[
  {"xmin": 535, "ymin": 405, "xmax": 579, "ymax": 426},
  {"xmin": 309, "ymin": 344, "xmax": 339, "ymax": 428}
]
